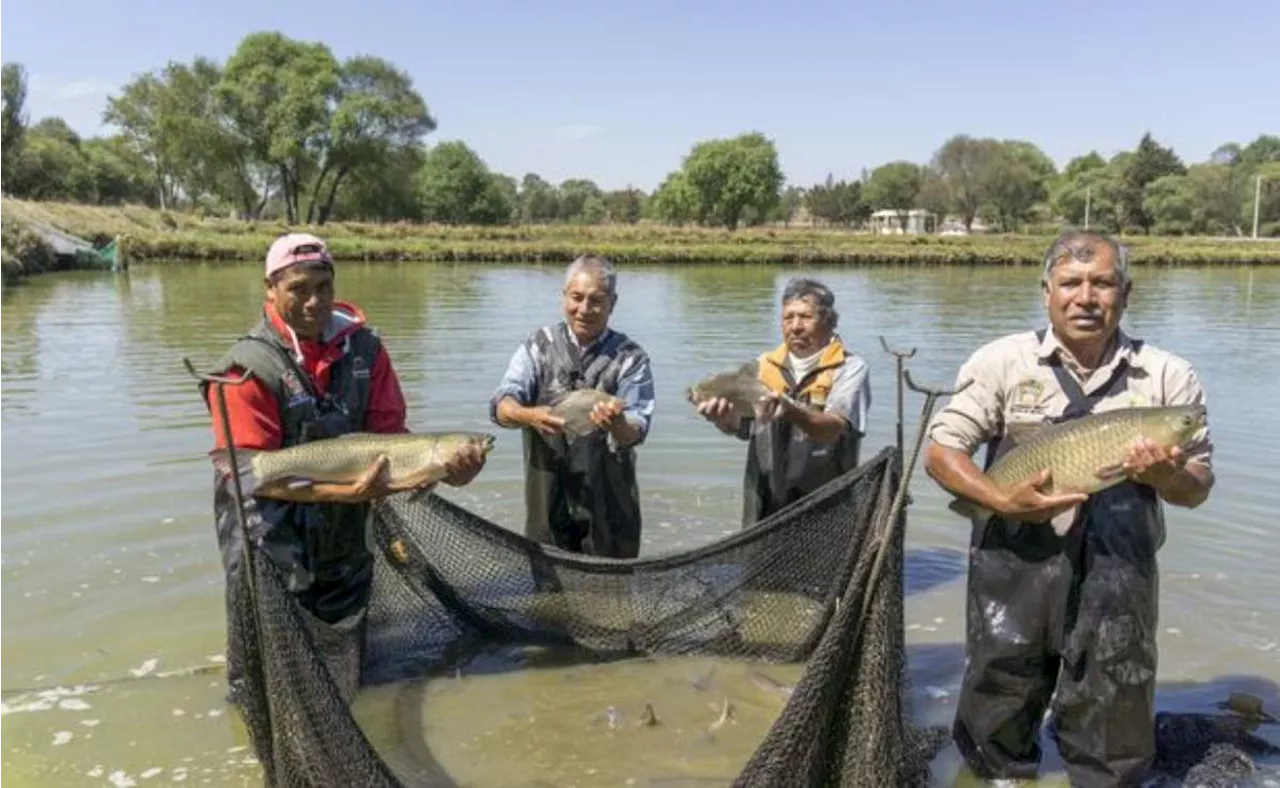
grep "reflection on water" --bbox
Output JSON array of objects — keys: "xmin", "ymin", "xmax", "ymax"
[{"xmin": 2, "ymin": 263, "xmax": 1279, "ymax": 785}]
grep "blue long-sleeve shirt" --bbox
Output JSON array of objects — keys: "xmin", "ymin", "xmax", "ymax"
[{"xmin": 489, "ymin": 324, "xmax": 656, "ymax": 445}]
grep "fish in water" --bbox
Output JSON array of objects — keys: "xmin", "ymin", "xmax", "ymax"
[
  {"xmin": 685, "ymin": 362, "xmax": 789, "ymax": 421},
  {"xmin": 1216, "ymin": 691, "xmax": 1279, "ymax": 725},
  {"xmin": 215, "ymin": 431, "xmax": 496, "ymax": 495},
  {"xmin": 549, "ymin": 389, "xmax": 625, "ymax": 439},
  {"xmin": 747, "ymin": 669, "xmax": 795, "ymax": 701},
  {"xmin": 948, "ymin": 405, "xmax": 1207, "ymax": 536}
]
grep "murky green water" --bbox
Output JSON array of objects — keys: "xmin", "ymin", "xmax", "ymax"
[{"xmin": 3, "ymin": 262, "xmax": 1278, "ymax": 786}]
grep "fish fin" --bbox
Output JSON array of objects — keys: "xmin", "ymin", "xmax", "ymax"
[
  {"xmin": 1049, "ymin": 505, "xmax": 1079, "ymax": 537},
  {"xmin": 947, "ymin": 497, "xmax": 992, "ymax": 523},
  {"xmin": 406, "ymin": 483, "xmax": 437, "ymax": 504},
  {"xmin": 286, "ymin": 478, "xmax": 315, "ymax": 490},
  {"xmin": 1095, "ymin": 462, "xmax": 1128, "ymax": 482},
  {"xmin": 737, "ymin": 360, "xmax": 761, "ymax": 378}
]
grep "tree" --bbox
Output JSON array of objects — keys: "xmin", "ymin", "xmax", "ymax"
[
  {"xmin": 648, "ymin": 171, "xmax": 699, "ymax": 225},
  {"xmin": 930, "ymin": 135, "xmax": 997, "ymax": 230},
  {"xmin": 978, "ymin": 140, "xmax": 1056, "ymax": 232},
  {"xmin": 805, "ymin": 175, "xmax": 866, "ymax": 227},
  {"xmin": 216, "ymin": 32, "xmax": 342, "ymax": 223},
  {"xmin": 863, "ymin": 161, "xmax": 923, "ymax": 230},
  {"xmin": 1118, "ymin": 132, "xmax": 1186, "ymax": 233},
  {"xmin": 517, "ymin": 173, "xmax": 559, "ymax": 223},
  {"xmin": 678, "ymin": 132, "xmax": 784, "ymax": 230},
  {"xmin": 556, "ymin": 178, "xmax": 603, "ymax": 223},
  {"xmin": 417, "ymin": 141, "xmax": 511, "ymax": 225},
  {"xmin": 603, "ymin": 188, "xmax": 645, "ymax": 224},
  {"xmin": 2, "ymin": 63, "xmax": 29, "ymax": 187},
  {"xmin": 305, "ymin": 55, "xmax": 435, "ymax": 224},
  {"xmin": 1143, "ymin": 165, "xmax": 1237, "ymax": 235}
]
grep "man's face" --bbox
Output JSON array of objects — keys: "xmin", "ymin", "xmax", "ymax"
[
  {"xmin": 561, "ymin": 272, "xmax": 615, "ymax": 342},
  {"xmin": 265, "ymin": 264, "xmax": 334, "ymax": 341},
  {"xmin": 781, "ymin": 297, "xmax": 831, "ymax": 356},
  {"xmin": 1042, "ymin": 247, "xmax": 1129, "ymax": 350}
]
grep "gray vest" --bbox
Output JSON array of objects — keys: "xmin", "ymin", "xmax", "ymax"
[
  {"xmin": 521, "ymin": 322, "xmax": 647, "ymax": 559},
  {"xmin": 202, "ymin": 314, "xmax": 383, "ymax": 624}
]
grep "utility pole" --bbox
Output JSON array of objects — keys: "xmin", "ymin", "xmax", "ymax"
[
  {"xmin": 1253, "ymin": 174, "xmax": 1263, "ymax": 240},
  {"xmin": 1084, "ymin": 186, "xmax": 1091, "ymax": 230}
]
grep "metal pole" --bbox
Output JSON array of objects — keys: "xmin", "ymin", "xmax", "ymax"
[
  {"xmin": 878, "ymin": 336, "xmax": 917, "ymax": 474},
  {"xmin": 853, "ymin": 371, "xmax": 973, "ymax": 644},
  {"xmin": 1084, "ymin": 186, "xmax": 1091, "ymax": 230},
  {"xmin": 181, "ymin": 357, "xmax": 273, "ymax": 745}
]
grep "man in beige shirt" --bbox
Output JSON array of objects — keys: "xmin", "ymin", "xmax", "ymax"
[{"xmin": 923, "ymin": 230, "xmax": 1215, "ymax": 787}]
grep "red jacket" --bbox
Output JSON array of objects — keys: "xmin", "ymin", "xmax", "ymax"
[{"xmin": 209, "ymin": 300, "xmax": 407, "ymax": 451}]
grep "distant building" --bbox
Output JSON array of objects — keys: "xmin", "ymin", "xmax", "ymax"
[{"xmin": 869, "ymin": 209, "xmax": 937, "ymax": 235}]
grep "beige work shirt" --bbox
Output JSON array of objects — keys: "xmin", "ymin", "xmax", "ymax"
[{"xmin": 927, "ymin": 327, "xmax": 1213, "ymax": 468}]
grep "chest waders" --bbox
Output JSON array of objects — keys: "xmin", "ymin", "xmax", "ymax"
[
  {"xmin": 741, "ymin": 357, "xmax": 862, "ymax": 530},
  {"xmin": 202, "ymin": 318, "xmax": 379, "ymax": 703},
  {"xmin": 954, "ymin": 331, "xmax": 1164, "ymax": 787},
  {"xmin": 523, "ymin": 324, "xmax": 644, "ymax": 560}
]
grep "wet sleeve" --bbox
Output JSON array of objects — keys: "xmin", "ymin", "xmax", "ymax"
[
  {"xmin": 925, "ymin": 348, "xmax": 1004, "ymax": 456},
  {"xmin": 824, "ymin": 357, "xmax": 871, "ymax": 434},
  {"xmin": 1163, "ymin": 358, "xmax": 1213, "ymax": 469},
  {"xmin": 364, "ymin": 344, "xmax": 409, "ymax": 434},
  {"xmin": 488, "ymin": 340, "xmax": 540, "ymax": 425},
  {"xmin": 614, "ymin": 351, "xmax": 656, "ymax": 443},
  {"xmin": 209, "ymin": 370, "xmax": 283, "ymax": 452}
]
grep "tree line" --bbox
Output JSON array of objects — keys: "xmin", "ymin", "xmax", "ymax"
[{"xmin": 2, "ymin": 31, "xmax": 1277, "ymax": 236}]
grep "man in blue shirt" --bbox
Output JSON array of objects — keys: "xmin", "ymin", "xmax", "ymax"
[{"xmin": 490, "ymin": 255, "xmax": 655, "ymax": 558}]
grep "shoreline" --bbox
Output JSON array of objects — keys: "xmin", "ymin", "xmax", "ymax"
[{"xmin": 3, "ymin": 199, "xmax": 1278, "ymax": 285}]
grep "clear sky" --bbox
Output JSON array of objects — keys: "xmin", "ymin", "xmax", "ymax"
[{"xmin": 3, "ymin": 0, "xmax": 1277, "ymax": 191}]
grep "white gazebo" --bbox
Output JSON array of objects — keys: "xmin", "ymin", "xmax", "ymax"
[{"xmin": 869, "ymin": 208, "xmax": 937, "ymax": 235}]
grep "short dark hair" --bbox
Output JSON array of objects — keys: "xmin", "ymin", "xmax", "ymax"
[{"xmin": 781, "ymin": 277, "xmax": 839, "ymax": 329}]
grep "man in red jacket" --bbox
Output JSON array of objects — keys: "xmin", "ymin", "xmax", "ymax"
[{"xmin": 201, "ymin": 232, "xmax": 485, "ymax": 702}]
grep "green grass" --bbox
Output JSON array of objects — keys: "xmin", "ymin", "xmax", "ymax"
[{"xmin": 4, "ymin": 197, "xmax": 1279, "ymax": 269}]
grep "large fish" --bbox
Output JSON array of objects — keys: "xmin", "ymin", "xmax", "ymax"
[
  {"xmin": 949, "ymin": 404, "xmax": 1207, "ymax": 535},
  {"xmin": 685, "ymin": 361, "xmax": 777, "ymax": 421},
  {"xmin": 548, "ymin": 389, "xmax": 624, "ymax": 439},
  {"xmin": 217, "ymin": 431, "xmax": 496, "ymax": 494}
]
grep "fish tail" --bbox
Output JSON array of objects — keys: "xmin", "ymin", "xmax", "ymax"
[{"xmin": 210, "ymin": 448, "xmax": 259, "ymax": 478}]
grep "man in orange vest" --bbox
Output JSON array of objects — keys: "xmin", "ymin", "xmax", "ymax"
[{"xmin": 695, "ymin": 277, "xmax": 871, "ymax": 527}]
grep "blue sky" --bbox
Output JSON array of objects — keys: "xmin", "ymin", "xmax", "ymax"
[{"xmin": 3, "ymin": 0, "xmax": 1277, "ymax": 191}]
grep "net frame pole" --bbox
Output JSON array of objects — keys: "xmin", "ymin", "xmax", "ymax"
[
  {"xmin": 853, "ymin": 370, "xmax": 972, "ymax": 643},
  {"xmin": 878, "ymin": 336, "xmax": 916, "ymax": 477},
  {"xmin": 182, "ymin": 357, "xmax": 276, "ymax": 747}
]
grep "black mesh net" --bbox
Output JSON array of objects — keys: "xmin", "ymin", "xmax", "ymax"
[
  {"xmin": 222, "ymin": 442, "xmax": 1280, "ymax": 787},
  {"xmin": 225, "ymin": 446, "xmax": 955, "ymax": 787}
]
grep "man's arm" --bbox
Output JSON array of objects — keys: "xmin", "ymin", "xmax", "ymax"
[
  {"xmin": 783, "ymin": 356, "xmax": 871, "ymax": 444},
  {"xmin": 600, "ymin": 351, "xmax": 655, "ymax": 450},
  {"xmin": 922, "ymin": 353, "xmax": 1086, "ymax": 521},
  {"xmin": 1124, "ymin": 361, "xmax": 1215, "ymax": 508},
  {"xmin": 209, "ymin": 366, "xmax": 403, "ymax": 503},
  {"xmin": 363, "ymin": 343, "xmax": 408, "ymax": 434},
  {"xmin": 490, "ymin": 341, "xmax": 566, "ymax": 437}
]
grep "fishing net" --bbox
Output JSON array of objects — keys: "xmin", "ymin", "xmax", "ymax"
[{"xmin": 224, "ymin": 445, "xmax": 952, "ymax": 787}]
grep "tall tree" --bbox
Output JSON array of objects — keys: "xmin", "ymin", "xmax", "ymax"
[
  {"xmin": 2, "ymin": 63, "xmax": 29, "ymax": 187},
  {"xmin": 1118, "ymin": 132, "xmax": 1186, "ymax": 233},
  {"xmin": 863, "ymin": 161, "xmax": 923, "ymax": 230},
  {"xmin": 679, "ymin": 132, "xmax": 784, "ymax": 230}
]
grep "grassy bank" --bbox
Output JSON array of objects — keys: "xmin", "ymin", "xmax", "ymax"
[
  {"xmin": 5, "ymin": 198, "xmax": 1280, "ymax": 269},
  {"xmin": 1, "ymin": 213, "xmax": 60, "ymax": 288}
]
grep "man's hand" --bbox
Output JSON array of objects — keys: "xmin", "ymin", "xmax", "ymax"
[
  {"xmin": 995, "ymin": 468, "xmax": 1088, "ymax": 523},
  {"xmin": 695, "ymin": 396, "xmax": 742, "ymax": 433},
  {"xmin": 588, "ymin": 398, "xmax": 626, "ymax": 431},
  {"xmin": 1116, "ymin": 437, "xmax": 1187, "ymax": 489},
  {"xmin": 443, "ymin": 443, "xmax": 487, "ymax": 487},
  {"xmin": 522, "ymin": 405, "xmax": 566, "ymax": 438}
]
